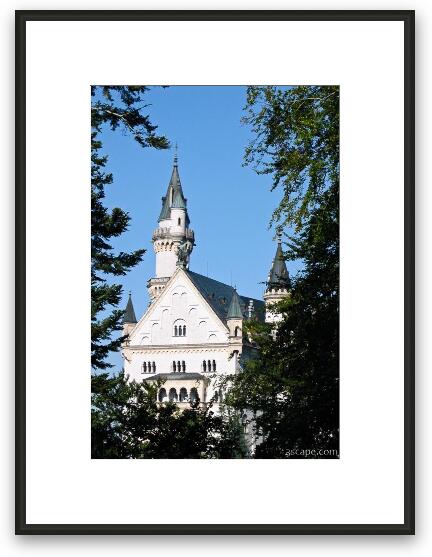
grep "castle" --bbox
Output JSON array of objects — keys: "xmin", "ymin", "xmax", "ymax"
[{"xmin": 121, "ymin": 153, "xmax": 290, "ymax": 446}]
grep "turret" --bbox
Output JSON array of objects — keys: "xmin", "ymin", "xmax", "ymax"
[
  {"xmin": 227, "ymin": 289, "xmax": 243, "ymax": 340},
  {"xmin": 122, "ymin": 292, "xmax": 137, "ymax": 337},
  {"xmin": 264, "ymin": 235, "xmax": 290, "ymax": 323},
  {"xmin": 147, "ymin": 149, "xmax": 195, "ymax": 302}
]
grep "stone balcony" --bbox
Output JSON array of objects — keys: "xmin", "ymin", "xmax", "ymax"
[
  {"xmin": 147, "ymin": 276, "xmax": 169, "ymax": 286},
  {"xmin": 152, "ymin": 227, "xmax": 195, "ymax": 241}
]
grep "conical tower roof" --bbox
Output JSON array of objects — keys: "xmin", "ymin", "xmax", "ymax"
[
  {"xmin": 267, "ymin": 239, "xmax": 289, "ymax": 288},
  {"xmin": 123, "ymin": 292, "xmax": 137, "ymax": 324},
  {"xmin": 158, "ymin": 150, "xmax": 188, "ymax": 222},
  {"xmin": 227, "ymin": 289, "xmax": 243, "ymax": 319},
  {"xmin": 171, "ymin": 188, "xmax": 187, "ymax": 209},
  {"xmin": 169, "ymin": 152, "xmax": 182, "ymax": 189}
]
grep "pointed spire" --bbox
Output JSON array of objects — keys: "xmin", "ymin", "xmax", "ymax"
[
  {"xmin": 123, "ymin": 292, "xmax": 137, "ymax": 324},
  {"xmin": 158, "ymin": 149, "xmax": 186, "ymax": 222},
  {"xmin": 169, "ymin": 144, "xmax": 182, "ymax": 189},
  {"xmin": 267, "ymin": 237, "xmax": 289, "ymax": 288},
  {"xmin": 227, "ymin": 288, "xmax": 243, "ymax": 319}
]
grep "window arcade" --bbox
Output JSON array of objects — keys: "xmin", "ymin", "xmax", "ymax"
[
  {"xmin": 142, "ymin": 361, "xmax": 156, "ymax": 374},
  {"xmin": 173, "ymin": 321, "xmax": 187, "ymax": 337}
]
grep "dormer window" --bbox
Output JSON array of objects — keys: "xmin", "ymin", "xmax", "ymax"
[{"xmin": 178, "ymin": 217, "xmax": 181, "ymax": 225}]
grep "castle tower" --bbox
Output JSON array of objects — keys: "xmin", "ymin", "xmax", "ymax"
[
  {"xmin": 122, "ymin": 291, "xmax": 137, "ymax": 337},
  {"xmin": 227, "ymin": 288, "xmax": 244, "ymax": 340},
  {"xmin": 264, "ymin": 236, "xmax": 290, "ymax": 323},
  {"xmin": 147, "ymin": 151, "xmax": 195, "ymax": 302}
]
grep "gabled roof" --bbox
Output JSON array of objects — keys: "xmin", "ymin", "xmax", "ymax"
[
  {"xmin": 186, "ymin": 270, "xmax": 265, "ymax": 323},
  {"xmin": 267, "ymin": 241, "xmax": 290, "ymax": 287},
  {"xmin": 123, "ymin": 292, "xmax": 137, "ymax": 324},
  {"xmin": 127, "ymin": 268, "xmax": 265, "ymax": 346}
]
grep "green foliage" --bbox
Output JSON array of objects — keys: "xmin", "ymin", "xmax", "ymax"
[
  {"xmin": 91, "ymin": 86, "xmax": 169, "ymax": 370},
  {"xmin": 91, "ymin": 373, "xmax": 248, "ymax": 459},
  {"xmin": 242, "ymin": 85, "xmax": 339, "ymax": 232},
  {"xmin": 215, "ymin": 406, "xmax": 250, "ymax": 458},
  {"xmin": 225, "ymin": 85, "xmax": 339, "ymax": 458}
]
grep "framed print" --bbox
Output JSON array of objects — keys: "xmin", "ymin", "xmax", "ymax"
[{"xmin": 15, "ymin": 10, "xmax": 414, "ymax": 534}]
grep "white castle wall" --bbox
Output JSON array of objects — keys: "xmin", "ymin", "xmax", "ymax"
[
  {"xmin": 155, "ymin": 250, "xmax": 177, "ymax": 278},
  {"xmin": 123, "ymin": 269, "xmax": 238, "ymax": 404}
]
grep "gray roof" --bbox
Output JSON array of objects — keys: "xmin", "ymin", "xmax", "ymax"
[
  {"xmin": 268, "ymin": 242, "xmax": 290, "ymax": 287},
  {"xmin": 227, "ymin": 289, "xmax": 243, "ymax": 319},
  {"xmin": 123, "ymin": 293, "xmax": 137, "ymax": 323},
  {"xmin": 158, "ymin": 196, "xmax": 170, "ymax": 221},
  {"xmin": 144, "ymin": 372, "xmax": 204, "ymax": 382},
  {"xmin": 186, "ymin": 270, "xmax": 265, "ymax": 323},
  {"xmin": 171, "ymin": 188, "xmax": 186, "ymax": 209},
  {"xmin": 158, "ymin": 158, "xmax": 189, "ymax": 222}
]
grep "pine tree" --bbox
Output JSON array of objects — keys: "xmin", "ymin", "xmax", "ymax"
[{"xmin": 91, "ymin": 86, "xmax": 169, "ymax": 369}]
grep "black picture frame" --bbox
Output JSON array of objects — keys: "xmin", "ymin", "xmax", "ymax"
[{"xmin": 15, "ymin": 9, "xmax": 415, "ymax": 535}]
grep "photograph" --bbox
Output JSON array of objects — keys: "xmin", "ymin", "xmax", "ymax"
[
  {"xmin": 16, "ymin": 9, "xmax": 414, "ymax": 534},
  {"xmin": 90, "ymin": 85, "xmax": 340, "ymax": 459}
]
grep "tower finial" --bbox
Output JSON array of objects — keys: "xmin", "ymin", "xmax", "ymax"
[
  {"xmin": 276, "ymin": 230, "xmax": 282, "ymax": 244},
  {"xmin": 174, "ymin": 142, "xmax": 178, "ymax": 165}
]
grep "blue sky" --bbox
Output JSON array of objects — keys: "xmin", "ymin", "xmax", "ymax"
[{"xmin": 98, "ymin": 86, "xmax": 301, "ymax": 370}]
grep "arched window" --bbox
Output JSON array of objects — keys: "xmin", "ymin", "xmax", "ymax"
[
  {"xmin": 234, "ymin": 326, "xmax": 240, "ymax": 337},
  {"xmin": 142, "ymin": 362, "xmax": 147, "ymax": 373},
  {"xmin": 179, "ymin": 387, "xmax": 188, "ymax": 402},
  {"xmin": 214, "ymin": 391, "xmax": 219, "ymax": 403},
  {"xmin": 208, "ymin": 360, "xmax": 212, "ymax": 372},
  {"xmin": 190, "ymin": 388, "xmax": 199, "ymax": 403},
  {"xmin": 169, "ymin": 388, "xmax": 178, "ymax": 402},
  {"xmin": 173, "ymin": 319, "xmax": 186, "ymax": 338},
  {"xmin": 173, "ymin": 361, "xmax": 176, "ymax": 372},
  {"xmin": 182, "ymin": 361, "xmax": 186, "ymax": 372},
  {"xmin": 203, "ymin": 360, "xmax": 206, "ymax": 372},
  {"xmin": 158, "ymin": 388, "xmax": 167, "ymax": 402},
  {"xmin": 177, "ymin": 361, "xmax": 181, "ymax": 372},
  {"xmin": 178, "ymin": 217, "xmax": 181, "ymax": 225},
  {"xmin": 152, "ymin": 362, "xmax": 156, "ymax": 373},
  {"xmin": 148, "ymin": 362, "xmax": 151, "ymax": 372},
  {"xmin": 213, "ymin": 360, "xmax": 216, "ymax": 371}
]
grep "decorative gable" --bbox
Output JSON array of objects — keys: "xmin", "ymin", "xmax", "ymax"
[{"xmin": 128, "ymin": 269, "xmax": 229, "ymax": 347}]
